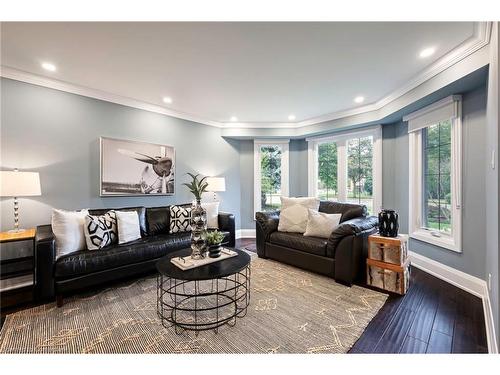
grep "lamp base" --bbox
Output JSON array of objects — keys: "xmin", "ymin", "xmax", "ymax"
[{"xmin": 7, "ymin": 228, "xmax": 27, "ymax": 233}]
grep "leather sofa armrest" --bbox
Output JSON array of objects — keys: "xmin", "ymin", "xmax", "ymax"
[
  {"xmin": 218, "ymin": 212, "xmax": 235, "ymax": 247},
  {"xmin": 255, "ymin": 210, "xmax": 280, "ymax": 258},
  {"xmin": 328, "ymin": 216, "xmax": 378, "ymax": 285},
  {"xmin": 327, "ymin": 216, "xmax": 378, "ymax": 256},
  {"xmin": 35, "ymin": 224, "xmax": 57, "ymax": 302}
]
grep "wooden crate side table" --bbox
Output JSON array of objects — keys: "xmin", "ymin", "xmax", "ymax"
[
  {"xmin": 367, "ymin": 258, "xmax": 410, "ymax": 295},
  {"xmin": 0, "ymin": 229, "xmax": 36, "ymax": 308},
  {"xmin": 367, "ymin": 234, "xmax": 410, "ymax": 295},
  {"xmin": 368, "ymin": 234, "xmax": 408, "ymax": 265}
]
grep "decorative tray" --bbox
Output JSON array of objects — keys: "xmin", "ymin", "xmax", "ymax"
[{"xmin": 170, "ymin": 248, "xmax": 238, "ymax": 271}]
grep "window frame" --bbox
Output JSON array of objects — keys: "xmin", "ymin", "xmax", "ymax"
[
  {"xmin": 307, "ymin": 125, "xmax": 383, "ymax": 214},
  {"xmin": 253, "ymin": 139, "xmax": 290, "ymax": 213},
  {"xmin": 406, "ymin": 96, "xmax": 462, "ymax": 253}
]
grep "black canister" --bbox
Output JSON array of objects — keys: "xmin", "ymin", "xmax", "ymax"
[{"xmin": 378, "ymin": 209, "xmax": 399, "ymax": 237}]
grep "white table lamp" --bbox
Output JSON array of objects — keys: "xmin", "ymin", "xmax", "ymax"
[
  {"xmin": 206, "ymin": 177, "xmax": 226, "ymax": 201},
  {"xmin": 1, "ymin": 169, "xmax": 41, "ymax": 232}
]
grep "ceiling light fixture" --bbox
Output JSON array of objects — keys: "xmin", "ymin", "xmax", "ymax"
[
  {"xmin": 419, "ymin": 47, "xmax": 436, "ymax": 58},
  {"xmin": 354, "ymin": 96, "xmax": 365, "ymax": 104},
  {"xmin": 162, "ymin": 97, "xmax": 173, "ymax": 104},
  {"xmin": 230, "ymin": 116, "xmax": 238, "ymax": 122},
  {"xmin": 41, "ymin": 62, "xmax": 56, "ymax": 72},
  {"xmin": 288, "ymin": 114, "xmax": 296, "ymax": 121}
]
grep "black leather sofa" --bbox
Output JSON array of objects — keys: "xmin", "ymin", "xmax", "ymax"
[
  {"xmin": 255, "ymin": 201, "xmax": 378, "ymax": 286},
  {"xmin": 35, "ymin": 205, "xmax": 235, "ymax": 306}
]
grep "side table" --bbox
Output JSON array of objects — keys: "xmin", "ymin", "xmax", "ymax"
[
  {"xmin": 366, "ymin": 234, "xmax": 410, "ymax": 295},
  {"xmin": 0, "ymin": 229, "xmax": 36, "ymax": 309}
]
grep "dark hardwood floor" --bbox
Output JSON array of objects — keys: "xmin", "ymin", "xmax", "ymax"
[
  {"xmin": 237, "ymin": 238, "xmax": 488, "ymax": 354},
  {"xmin": 1, "ymin": 238, "xmax": 488, "ymax": 354}
]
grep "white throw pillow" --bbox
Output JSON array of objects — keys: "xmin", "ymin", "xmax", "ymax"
[
  {"xmin": 303, "ymin": 209, "xmax": 342, "ymax": 238},
  {"xmin": 202, "ymin": 202, "xmax": 219, "ymax": 229},
  {"xmin": 278, "ymin": 197, "xmax": 320, "ymax": 233},
  {"xmin": 51, "ymin": 208, "xmax": 89, "ymax": 259},
  {"xmin": 116, "ymin": 210, "xmax": 142, "ymax": 244}
]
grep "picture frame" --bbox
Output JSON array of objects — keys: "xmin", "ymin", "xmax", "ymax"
[{"xmin": 100, "ymin": 136, "xmax": 175, "ymax": 196}]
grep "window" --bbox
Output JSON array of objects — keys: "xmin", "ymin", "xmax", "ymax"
[
  {"xmin": 254, "ymin": 140, "xmax": 289, "ymax": 212},
  {"xmin": 422, "ymin": 121, "xmax": 452, "ymax": 234},
  {"xmin": 317, "ymin": 142, "xmax": 338, "ymax": 200},
  {"xmin": 307, "ymin": 125, "xmax": 382, "ymax": 215},
  {"xmin": 406, "ymin": 96, "xmax": 462, "ymax": 252},
  {"xmin": 347, "ymin": 136, "xmax": 374, "ymax": 213}
]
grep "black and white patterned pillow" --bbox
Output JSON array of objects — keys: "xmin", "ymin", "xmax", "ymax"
[
  {"xmin": 169, "ymin": 205, "xmax": 192, "ymax": 233},
  {"xmin": 84, "ymin": 210, "xmax": 118, "ymax": 250}
]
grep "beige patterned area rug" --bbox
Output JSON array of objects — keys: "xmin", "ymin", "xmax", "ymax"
[{"xmin": 0, "ymin": 254, "xmax": 387, "ymax": 354}]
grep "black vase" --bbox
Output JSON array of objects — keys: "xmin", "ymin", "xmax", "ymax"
[
  {"xmin": 208, "ymin": 244, "xmax": 222, "ymax": 258},
  {"xmin": 378, "ymin": 209, "xmax": 399, "ymax": 237}
]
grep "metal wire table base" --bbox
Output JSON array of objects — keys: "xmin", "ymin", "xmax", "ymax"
[{"xmin": 156, "ymin": 265, "xmax": 250, "ymax": 334}]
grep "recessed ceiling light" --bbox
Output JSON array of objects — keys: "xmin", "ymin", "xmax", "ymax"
[
  {"xmin": 162, "ymin": 97, "xmax": 173, "ymax": 104},
  {"xmin": 41, "ymin": 62, "xmax": 56, "ymax": 72},
  {"xmin": 288, "ymin": 114, "xmax": 296, "ymax": 121},
  {"xmin": 419, "ymin": 47, "xmax": 436, "ymax": 58},
  {"xmin": 230, "ymin": 116, "xmax": 238, "ymax": 122},
  {"xmin": 354, "ymin": 96, "xmax": 365, "ymax": 104}
]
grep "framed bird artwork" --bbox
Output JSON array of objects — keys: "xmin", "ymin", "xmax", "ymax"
[{"xmin": 100, "ymin": 137, "xmax": 175, "ymax": 196}]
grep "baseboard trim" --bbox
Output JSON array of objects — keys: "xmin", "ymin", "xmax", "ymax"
[
  {"xmin": 409, "ymin": 251, "xmax": 484, "ymax": 297},
  {"xmin": 409, "ymin": 250, "xmax": 498, "ymax": 353},
  {"xmin": 236, "ymin": 229, "xmax": 256, "ymax": 239}
]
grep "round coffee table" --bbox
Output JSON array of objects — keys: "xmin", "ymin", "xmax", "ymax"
[{"xmin": 156, "ymin": 248, "xmax": 251, "ymax": 334}]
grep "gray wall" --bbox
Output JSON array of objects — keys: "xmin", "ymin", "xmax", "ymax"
[
  {"xmin": 0, "ymin": 78, "xmax": 242, "ymax": 231},
  {"xmin": 382, "ymin": 86, "xmax": 488, "ymax": 278},
  {"xmin": 289, "ymin": 139, "xmax": 309, "ymax": 197},
  {"xmin": 239, "ymin": 139, "xmax": 308, "ymax": 230},
  {"xmin": 239, "ymin": 140, "xmax": 254, "ymax": 230}
]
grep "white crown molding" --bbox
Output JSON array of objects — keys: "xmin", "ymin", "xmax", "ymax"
[
  {"xmin": 0, "ymin": 22, "xmax": 491, "ymax": 132},
  {"xmin": 0, "ymin": 66, "xmax": 223, "ymax": 128},
  {"xmin": 409, "ymin": 251, "xmax": 498, "ymax": 353}
]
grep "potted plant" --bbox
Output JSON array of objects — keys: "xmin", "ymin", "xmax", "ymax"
[
  {"xmin": 205, "ymin": 230, "xmax": 225, "ymax": 258},
  {"xmin": 183, "ymin": 173, "xmax": 209, "ymax": 259}
]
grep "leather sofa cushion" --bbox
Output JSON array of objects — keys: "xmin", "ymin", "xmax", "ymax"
[
  {"xmin": 89, "ymin": 207, "xmax": 147, "ymax": 237},
  {"xmin": 54, "ymin": 233, "xmax": 189, "ymax": 278},
  {"xmin": 269, "ymin": 231, "xmax": 327, "ymax": 257},
  {"xmin": 146, "ymin": 206, "xmax": 170, "ymax": 236},
  {"xmin": 318, "ymin": 201, "xmax": 367, "ymax": 222},
  {"xmin": 55, "ymin": 230, "xmax": 231, "ymax": 279}
]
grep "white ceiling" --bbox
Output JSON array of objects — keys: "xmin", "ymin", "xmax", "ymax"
[{"xmin": 1, "ymin": 22, "xmax": 476, "ymax": 125}]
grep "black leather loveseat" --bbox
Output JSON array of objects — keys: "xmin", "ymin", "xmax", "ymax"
[
  {"xmin": 35, "ymin": 205, "xmax": 235, "ymax": 306},
  {"xmin": 255, "ymin": 201, "xmax": 377, "ymax": 286}
]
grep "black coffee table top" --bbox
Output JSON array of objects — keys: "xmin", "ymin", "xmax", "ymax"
[{"xmin": 156, "ymin": 248, "xmax": 251, "ymax": 281}]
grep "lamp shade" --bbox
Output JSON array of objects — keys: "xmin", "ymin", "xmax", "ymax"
[
  {"xmin": 0, "ymin": 171, "xmax": 41, "ymax": 197},
  {"xmin": 206, "ymin": 177, "xmax": 226, "ymax": 192}
]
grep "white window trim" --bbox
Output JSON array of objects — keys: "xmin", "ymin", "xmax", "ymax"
[
  {"xmin": 406, "ymin": 96, "xmax": 462, "ymax": 253},
  {"xmin": 254, "ymin": 139, "xmax": 290, "ymax": 213},
  {"xmin": 307, "ymin": 125, "xmax": 383, "ymax": 212}
]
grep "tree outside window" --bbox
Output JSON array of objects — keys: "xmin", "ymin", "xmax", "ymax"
[
  {"xmin": 260, "ymin": 145, "xmax": 282, "ymax": 211},
  {"xmin": 347, "ymin": 136, "xmax": 373, "ymax": 213},
  {"xmin": 422, "ymin": 120, "xmax": 452, "ymax": 233},
  {"xmin": 317, "ymin": 142, "xmax": 338, "ymax": 200}
]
